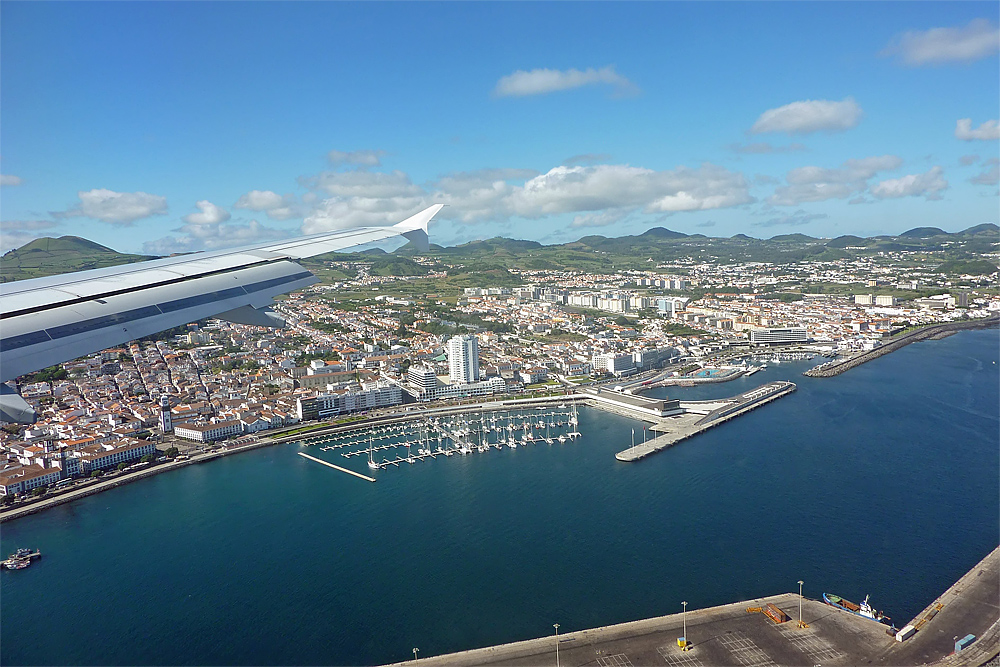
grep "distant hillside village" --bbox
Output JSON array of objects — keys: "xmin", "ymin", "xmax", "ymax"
[{"xmin": 2, "ymin": 241, "xmax": 998, "ymax": 499}]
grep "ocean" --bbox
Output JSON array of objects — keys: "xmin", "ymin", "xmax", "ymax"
[{"xmin": 2, "ymin": 329, "xmax": 997, "ymax": 665}]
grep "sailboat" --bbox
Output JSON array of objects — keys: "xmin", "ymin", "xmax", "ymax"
[{"xmin": 367, "ymin": 434, "xmax": 378, "ymax": 470}]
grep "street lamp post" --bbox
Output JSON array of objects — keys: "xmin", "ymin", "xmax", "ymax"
[
  {"xmin": 412, "ymin": 648, "xmax": 419, "ymax": 661},
  {"xmin": 681, "ymin": 600, "xmax": 688, "ymax": 650},
  {"xmin": 797, "ymin": 580, "xmax": 805, "ymax": 628},
  {"xmin": 554, "ymin": 623, "xmax": 560, "ymax": 667}
]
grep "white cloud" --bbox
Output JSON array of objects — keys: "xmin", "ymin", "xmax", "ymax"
[
  {"xmin": 511, "ymin": 164, "xmax": 753, "ymax": 216},
  {"xmin": 960, "ymin": 154, "xmax": 981, "ymax": 166},
  {"xmin": 729, "ymin": 142, "xmax": 807, "ymax": 154},
  {"xmin": 570, "ymin": 209, "xmax": 630, "ymax": 228},
  {"xmin": 182, "ymin": 200, "xmax": 231, "ymax": 225},
  {"xmin": 754, "ymin": 210, "xmax": 828, "ymax": 228},
  {"xmin": 750, "ymin": 98, "xmax": 862, "ymax": 135},
  {"xmin": 955, "ymin": 118, "xmax": 1000, "ymax": 141},
  {"xmin": 870, "ymin": 166, "xmax": 948, "ymax": 200},
  {"xmin": 59, "ymin": 188, "xmax": 168, "ymax": 224},
  {"xmin": 301, "ymin": 170, "xmax": 423, "ymax": 199},
  {"xmin": 493, "ymin": 66, "xmax": 638, "ymax": 98},
  {"xmin": 0, "ymin": 174, "xmax": 23, "ymax": 186},
  {"xmin": 234, "ymin": 190, "xmax": 302, "ymax": 220},
  {"xmin": 302, "ymin": 198, "xmax": 428, "ymax": 234},
  {"xmin": 770, "ymin": 155, "xmax": 903, "ymax": 205},
  {"xmin": 142, "ymin": 219, "xmax": 291, "ymax": 255},
  {"xmin": 970, "ymin": 159, "xmax": 1000, "ymax": 186},
  {"xmin": 299, "ymin": 161, "xmax": 753, "ymax": 234},
  {"xmin": 327, "ymin": 149, "xmax": 387, "ymax": 167},
  {"xmin": 882, "ymin": 19, "xmax": 1000, "ymax": 65}
]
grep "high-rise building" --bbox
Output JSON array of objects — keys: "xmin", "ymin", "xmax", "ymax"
[
  {"xmin": 158, "ymin": 395, "xmax": 173, "ymax": 433},
  {"xmin": 447, "ymin": 334, "xmax": 480, "ymax": 384}
]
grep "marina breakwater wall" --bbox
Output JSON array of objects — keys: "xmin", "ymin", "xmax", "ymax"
[
  {"xmin": 614, "ymin": 381, "xmax": 796, "ymax": 462},
  {"xmin": 805, "ymin": 316, "xmax": 999, "ymax": 378}
]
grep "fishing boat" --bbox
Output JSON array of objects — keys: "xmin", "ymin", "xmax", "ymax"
[{"xmin": 823, "ymin": 593, "xmax": 890, "ymax": 623}]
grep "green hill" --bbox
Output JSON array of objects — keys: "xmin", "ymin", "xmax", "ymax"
[
  {"xmin": 935, "ymin": 259, "xmax": 998, "ymax": 275},
  {"xmin": 1, "ymin": 236, "xmax": 155, "ymax": 283},
  {"xmin": 960, "ymin": 223, "xmax": 999, "ymax": 236},
  {"xmin": 769, "ymin": 233, "xmax": 818, "ymax": 242},
  {"xmin": 826, "ymin": 235, "xmax": 871, "ymax": 248},
  {"xmin": 898, "ymin": 227, "xmax": 950, "ymax": 239}
]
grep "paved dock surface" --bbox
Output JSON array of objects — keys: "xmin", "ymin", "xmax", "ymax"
[
  {"xmin": 615, "ymin": 382, "xmax": 796, "ymax": 462},
  {"xmin": 389, "ymin": 546, "xmax": 999, "ymax": 667}
]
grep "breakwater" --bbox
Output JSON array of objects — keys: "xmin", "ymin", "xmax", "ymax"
[
  {"xmin": 805, "ymin": 316, "xmax": 999, "ymax": 378},
  {"xmin": 615, "ymin": 381, "xmax": 796, "ymax": 461}
]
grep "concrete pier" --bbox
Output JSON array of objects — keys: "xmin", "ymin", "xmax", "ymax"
[
  {"xmin": 387, "ymin": 546, "xmax": 999, "ymax": 667},
  {"xmin": 297, "ymin": 452, "xmax": 376, "ymax": 482},
  {"xmin": 614, "ymin": 381, "xmax": 796, "ymax": 462}
]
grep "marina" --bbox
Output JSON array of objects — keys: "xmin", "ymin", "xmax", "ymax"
[
  {"xmin": 298, "ymin": 406, "xmax": 583, "ymax": 472},
  {"xmin": 1, "ymin": 330, "xmax": 997, "ymax": 667}
]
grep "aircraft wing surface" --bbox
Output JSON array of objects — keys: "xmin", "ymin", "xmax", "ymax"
[{"xmin": 0, "ymin": 205, "xmax": 442, "ymax": 420}]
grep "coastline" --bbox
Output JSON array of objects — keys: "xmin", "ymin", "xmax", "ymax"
[
  {"xmin": 4, "ymin": 322, "xmax": 996, "ymax": 524},
  {"xmin": 805, "ymin": 316, "xmax": 999, "ymax": 378}
]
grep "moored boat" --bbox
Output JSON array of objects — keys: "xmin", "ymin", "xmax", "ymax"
[{"xmin": 823, "ymin": 592, "xmax": 889, "ymax": 623}]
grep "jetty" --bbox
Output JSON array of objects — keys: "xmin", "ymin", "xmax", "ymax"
[
  {"xmin": 297, "ymin": 452, "xmax": 376, "ymax": 482},
  {"xmin": 806, "ymin": 316, "xmax": 998, "ymax": 378},
  {"xmin": 613, "ymin": 381, "xmax": 796, "ymax": 462}
]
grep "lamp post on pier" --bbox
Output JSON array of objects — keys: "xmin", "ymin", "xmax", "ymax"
[
  {"xmin": 681, "ymin": 600, "xmax": 689, "ymax": 650},
  {"xmin": 797, "ymin": 580, "xmax": 805, "ymax": 628},
  {"xmin": 412, "ymin": 648, "xmax": 419, "ymax": 662},
  {"xmin": 554, "ymin": 623, "xmax": 560, "ymax": 667}
]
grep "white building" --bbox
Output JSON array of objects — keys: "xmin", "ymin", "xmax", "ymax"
[
  {"xmin": 749, "ymin": 327, "xmax": 809, "ymax": 345},
  {"xmin": 296, "ymin": 382, "xmax": 403, "ymax": 421},
  {"xmin": 592, "ymin": 352, "xmax": 636, "ymax": 376},
  {"xmin": 174, "ymin": 420, "xmax": 243, "ymax": 443},
  {"xmin": 447, "ymin": 334, "xmax": 480, "ymax": 384}
]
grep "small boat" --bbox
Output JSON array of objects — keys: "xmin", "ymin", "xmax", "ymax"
[
  {"xmin": 3, "ymin": 558, "xmax": 30, "ymax": 570},
  {"xmin": 823, "ymin": 593, "xmax": 889, "ymax": 623}
]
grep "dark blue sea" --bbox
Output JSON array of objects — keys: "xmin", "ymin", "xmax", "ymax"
[{"xmin": 2, "ymin": 329, "xmax": 998, "ymax": 665}]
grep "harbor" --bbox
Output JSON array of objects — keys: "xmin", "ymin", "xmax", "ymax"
[
  {"xmin": 391, "ymin": 546, "xmax": 999, "ymax": 666},
  {"xmin": 2, "ymin": 330, "xmax": 997, "ymax": 667}
]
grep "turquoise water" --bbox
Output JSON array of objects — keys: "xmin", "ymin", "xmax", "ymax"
[{"xmin": 2, "ymin": 329, "xmax": 998, "ymax": 665}]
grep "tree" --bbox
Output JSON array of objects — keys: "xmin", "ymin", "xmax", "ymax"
[
  {"xmin": 117, "ymin": 462, "xmax": 128, "ymax": 471},
  {"xmin": 140, "ymin": 454, "xmax": 155, "ymax": 464},
  {"xmin": 165, "ymin": 447, "xmax": 179, "ymax": 458},
  {"xmin": 32, "ymin": 486, "xmax": 47, "ymax": 496},
  {"xmin": 91, "ymin": 470, "xmax": 104, "ymax": 478}
]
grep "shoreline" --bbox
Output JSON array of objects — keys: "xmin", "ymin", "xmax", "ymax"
[
  {"xmin": 805, "ymin": 316, "xmax": 999, "ymax": 378},
  {"xmin": 0, "ymin": 394, "xmax": 577, "ymax": 524},
  {"xmin": 3, "ymin": 323, "xmax": 996, "ymax": 524}
]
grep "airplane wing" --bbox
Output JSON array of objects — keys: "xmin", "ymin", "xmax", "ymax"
[{"xmin": 0, "ymin": 204, "xmax": 442, "ymax": 421}]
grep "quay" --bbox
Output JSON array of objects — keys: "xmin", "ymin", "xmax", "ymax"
[
  {"xmin": 389, "ymin": 546, "xmax": 999, "ymax": 667},
  {"xmin": 613, "ymin": 381, "xmax": 796, "ymax": 462},
  {"xmin": 296, "ymin": 452, "xmax": 376, "ymax": 482},
  {"xmin": 805, "ymin": 316, "xmax": 998, "ymax": 378}
]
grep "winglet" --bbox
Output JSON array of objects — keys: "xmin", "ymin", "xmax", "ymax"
[{"xmin": 394, "ymin": 204, "xmax": 443, "ymax": 252}]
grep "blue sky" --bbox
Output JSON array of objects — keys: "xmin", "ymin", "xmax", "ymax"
[{"xmin": 2, "ymin": 2, "xmax": 998, "ymax": 254}]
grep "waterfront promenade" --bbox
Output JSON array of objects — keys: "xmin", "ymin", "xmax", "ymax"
[{"xmin": 392, "ymin": 547, "xmax": 999, "ymax": 667}]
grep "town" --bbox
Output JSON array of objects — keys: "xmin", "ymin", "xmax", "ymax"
[{"xmin": 2, "ymin": 247, "xmax": 997, "ymax": 501}]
